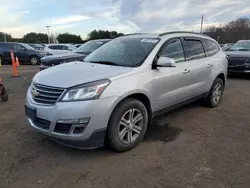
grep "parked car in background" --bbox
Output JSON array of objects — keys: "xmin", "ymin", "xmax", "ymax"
[
  {"xmin": 221, "ymin": 43, "xmax": 234, "ymax": 51},
  {"xmin": 28, "ymin": 44, "xmax": 45, "ymax": 51},
  {"xmin": 226, "ymin": 40, "xmax": 250, "ymax": 74},
  {"xmin": 0, "ymin": 42, "xmax": 47, "ymax": 65},
  {"xmin": 44, "ymin": 44, "xmax": 76, "ymax": 55},
  {"xmin": 25, "ymin": 32, "xmax": 227, "ymax": 152},
  {"xmin": 40, "ymin": 39, "xmax": 110, "ymax": 70}
]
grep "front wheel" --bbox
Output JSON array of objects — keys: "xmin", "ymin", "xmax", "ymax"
[
  {"xmin": 206, "ymin": 78, "xmax": 224, "ymax": 108},
  {"xmin": 30, "ymin": 56, "xmax": 40, "ymax": 65},
  {"xmin": 107, "ymin": 98, "xmax": 148, "ymax": 152}
]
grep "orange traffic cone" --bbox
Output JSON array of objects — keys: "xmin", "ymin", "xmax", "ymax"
[
  {"xmin": 10, "ymin": 50, "xmax": 20, "ymax": 77},
  {"xmin": 15, "ymin": 56, "xmax": 20, "ymax": 67}
]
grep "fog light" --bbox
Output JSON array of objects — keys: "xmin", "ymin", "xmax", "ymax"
[
  {"xmin": 57, "ymin": 117, "xmax": 90, "ymax": 124},
  {"xmin": 73, "ymin": 127, "xmax": 85, "ymax": 134}
]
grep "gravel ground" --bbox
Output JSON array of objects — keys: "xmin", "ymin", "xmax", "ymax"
[{"xmin": 0, "ymin": 65, "xmax": 250, "ymax": 188}]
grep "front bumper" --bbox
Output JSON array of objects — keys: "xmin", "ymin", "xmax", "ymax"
[
  {"xmin": 25, "ymin": 87, "xmax": 119, "ymax": 149},
  {"xmin": 228, "ymin": 67, "xmax": 250, "ymax": 74}
]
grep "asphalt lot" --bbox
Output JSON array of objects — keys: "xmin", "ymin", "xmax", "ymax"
[{"xmin": 0, "ymin": 65, "xmax": 250, "ymax": 188}]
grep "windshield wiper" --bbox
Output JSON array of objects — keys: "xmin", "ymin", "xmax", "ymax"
[{"xmin": 89, "ymin": 61, "xmax": 118, "ymax": 66}]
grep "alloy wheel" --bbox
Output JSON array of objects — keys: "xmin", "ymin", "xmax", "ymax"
[
  {"xmin": 118, "ymin": 109, "xmax": 143, "ymax": 144},
  {"xmin": 212, "ymin": 83, "xmax": 223, "ymax": 104}
]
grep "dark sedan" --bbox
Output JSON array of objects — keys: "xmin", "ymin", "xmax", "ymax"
[
  {"xmin": 226, "ymin": 40, "xmax": 250, "ymax": 74},
  {"xmin": 0, "ymin": 42, "xmax": 47, "ymax": 65},
  {"xmin": 40, "ymin": 39, "xmax": 111, "ymax": 70}
]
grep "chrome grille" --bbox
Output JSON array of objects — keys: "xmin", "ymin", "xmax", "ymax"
[{"xmin": 31, "ymin": 82, "xmax": 65, "ymax": 105}]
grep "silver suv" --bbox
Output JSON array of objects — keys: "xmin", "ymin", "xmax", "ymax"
[{"xmin": 25, "ymin": 32, "xmax": 228, "ymax": 152}]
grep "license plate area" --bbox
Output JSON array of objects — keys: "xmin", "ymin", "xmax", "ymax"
[{"xmin": 25, "ymin": 105, "xmax": 37, "ymax": 121}]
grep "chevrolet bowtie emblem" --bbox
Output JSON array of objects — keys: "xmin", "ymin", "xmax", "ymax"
[{"xmin": 31, "ymin": 89, "xmax": 40, "ymax": 97}]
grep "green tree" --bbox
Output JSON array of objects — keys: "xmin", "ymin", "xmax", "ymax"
[
  {"xmin": 88, "ymin": 30, "xmax": 124, "ymax": 40},
  {"xmin": 0, "ymin": 32, "xmax": 12, "ymax": 42},
  {"xmin": 23, "ymin": 32, "xmax": 49, "ymax": 43},
  {"xmin": 57, "ymin": 33, "xmax": 82, "ymax": 43},
  {"xmin": 205, "ymin": 17, "xmax": 250, "ymax": 43},
  {"xmin": 12, "ymin": 38, "xmax": 24, "ymax": 43}
]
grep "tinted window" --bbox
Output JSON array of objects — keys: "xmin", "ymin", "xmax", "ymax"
[
  {"xmin": 49, "ymin": 45, "xmax": 63, "ymax": 50},
  {"xmin": 13, "ymin": 44, "xmax": 26, "ymax": 51},
  {"xmin": 184, "ymin": 39, "xmax": 206, "ymax": 60},
  {"xmin": 85, "ymin": 38, "xmax": 159, "ymax": 67},
  {"xmin": 202, "ymin": 39, "xmax": 220, "ymax": 56},
  {"xmin": 62, "ymin": 45, "xmax": 69, "ymax": 50},
  {"xmin": 159, "ymin": 39, "xmax": 185, "ymax": 63},
  {"xmin": 74, "ymin": 41, "xmax": 106, "ymax": 54}
]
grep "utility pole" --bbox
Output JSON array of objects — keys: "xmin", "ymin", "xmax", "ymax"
[
  {"xmin": 45, "ymin": 26, "xmax": 51, "ymax": 44},
  {"xmin": 4, "ymin": 33, "xmax": 7, "ymax": 42},
  {"xmin": 200, "ymin": 15, "xmax": 204, "ymax": 33}
]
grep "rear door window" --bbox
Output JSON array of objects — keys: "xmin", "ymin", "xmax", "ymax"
[
  {"xmin": 159, "ymin": 39, "xmax": 185, "ymax": 63},
  {"xmin": 49, "ymin": 45, "xmax": 63, "ymax": 50},
  {"xmin": 62, "ymin": 45, "xmax": 69, "ymax": 50},
  {"xmin": 184, "ymin": 39, "xmax": 206, "ymax": 60},
  {"xmin": 13, "ymin": 44, "xmax": 26, "ymax": 51},
  {"xmin": 202, "ymin": 39, "xmax": 220, "ymax": 56}
]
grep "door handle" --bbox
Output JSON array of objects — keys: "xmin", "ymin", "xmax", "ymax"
[
  {"xmin": 183, "ymin": 69, "xmax": 190, "ymax": 74},
  {"xmin": 207, "ymin": 64, "xmax": 213, "ymax": 68}
]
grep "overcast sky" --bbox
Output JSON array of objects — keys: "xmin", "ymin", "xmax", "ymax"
[{"xmin": 1, "ymin": 0, "xmax": 250, "ymax": 38}]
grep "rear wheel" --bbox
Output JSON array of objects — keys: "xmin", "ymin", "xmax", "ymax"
[
  {"xmin": 107, "ymin": 98, "xmax": 148, "ymax": 152},
  {"xmin": 206, "ymin": 78, "xmax": 224, "ymax": 108},
  {"xmin": 30, "ymin": 56, "xmax": 40, "ymax": 65}
]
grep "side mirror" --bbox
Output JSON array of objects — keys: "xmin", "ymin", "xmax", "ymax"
[{"xmin": 157, "ymin": 57, "xmax": 176, "ymax": 67}]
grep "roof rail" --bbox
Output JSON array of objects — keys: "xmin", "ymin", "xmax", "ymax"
[
  {"xmin": 159, "ymin": 31, "xmax": 208, "ymax": 37},
  {"xmin": 123, "ymin": 33, "xmax": 148, "ymax": 36}
]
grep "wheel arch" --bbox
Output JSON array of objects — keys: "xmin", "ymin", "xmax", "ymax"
[{"xmin": 108, "ymin": 91, "xmax": 153, "ymax": 127}]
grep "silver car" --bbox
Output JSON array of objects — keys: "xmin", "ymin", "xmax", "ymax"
[{"xmin": 25, "ymin": 32, "xmax": 228, "ymax": 152}]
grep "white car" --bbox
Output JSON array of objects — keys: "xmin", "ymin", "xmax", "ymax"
[{"xmin": 44, "ymin": 44, "xmax": 76, "ymax": 55}]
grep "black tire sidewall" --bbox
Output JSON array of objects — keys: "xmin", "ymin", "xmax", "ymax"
[
  {"xmin": 0, "ymin": 56, "xmax": 4, "ymax": 65},
  {"xmin": 1, "ymin": 86, "xmax": 8, "ymax": 101},
  {"xmin": 107, "ymin": 98, "xmax": 148, "ymax": 152},
  {"xmin": 208, "ymin": 78, "xmax": 224, "ymax": 108}
]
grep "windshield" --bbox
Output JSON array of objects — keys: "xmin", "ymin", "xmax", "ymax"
[
  {"xmin": 84, "ymin": 38, "xmax": 159, "ymax": 67},
  {"xmin": 229, "ymin": 41, "xmax": 250, "ymax": 51},
  {"xmin": 74, "ymin": 41, "xmax": 105, "ymax": 54},
  {"xmin": 22, "ymin": 43, "xmax": 36, "ymax": 50}
]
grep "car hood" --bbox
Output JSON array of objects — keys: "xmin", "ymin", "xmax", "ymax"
[
  {"xmin": 225, "ymin": 51, "xmax": 250, "ymax": 58},
  {"xmin": 42, "ymin": 52, "xmax": 85, "ymax": 62},
  {"xmin": 33, "ymin": 61, "xmax": 132, "ymax": 88}
]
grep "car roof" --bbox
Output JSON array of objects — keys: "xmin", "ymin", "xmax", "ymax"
[
  {"xmin": 47, "ymin": 44, "xmax": 70, "ymax": 46},
  {"xmin": 89, "ymin": 39, "xmax": 111, "ymax": 42},
  {"xmin": 119, "ymin": 31, "xmax": 214, "ymax": 41}
]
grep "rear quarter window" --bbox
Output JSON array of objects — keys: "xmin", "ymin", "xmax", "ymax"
[{"xmin": 202, "ymin": 39, "xmax": 220, "ymax": 56}]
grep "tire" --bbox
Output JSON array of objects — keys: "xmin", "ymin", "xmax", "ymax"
[
  {"xmin": 1, "ymin": 86, "xmax": 8, "ymax": 102},
  {"xmin": 30, "ymin": 56, "xmax": 40, "ymax": 65},
  {"xmin": 0, "ymin": 56, "xmax": 4, "ymax": 65},
  {"xmin": 107, "ymin": 98, "xmax": 148, "ymax": 152},
  {"xmin": 206, "ymin": 78, "xmax": 224, "ymax": 108}
]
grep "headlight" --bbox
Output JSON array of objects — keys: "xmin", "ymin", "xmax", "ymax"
[{"xmin": 60, "ymin": 79, "xmax": 110, "ymax": 101}]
